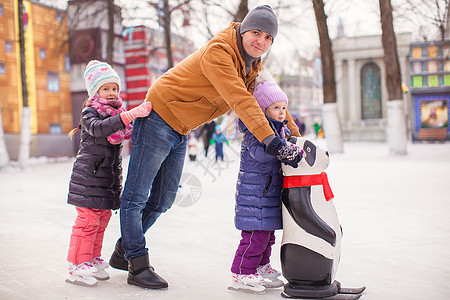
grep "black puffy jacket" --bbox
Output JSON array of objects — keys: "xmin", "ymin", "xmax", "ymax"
[{"xmin": 67, "ymin": 107, "xmax": 126, "ymax": 210}]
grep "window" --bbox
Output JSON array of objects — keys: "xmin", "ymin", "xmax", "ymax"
[
  {"xmin": 0, "ymin": 4, "xmax": 3, "ymax": 16},
  {"xmin": 360, "ymin": 62, "xmax": 382, "ymax": 120},
  {"xmin": 64, "ymin": 54, "xmax": 71, "ymax": 72},
  {"xmin": 39, "ymin": 48, "xmax": 46, "ymax": 59},
  {"xmin": 5, "ymin": 40, "xmax": 12, "ymax": 52},
  {"xmin": 49, "ymin": 124, "xmax": 62, "ymax": 134},
  {"xmin": 0, "ymin": 62, "xmax": 5, "ymax": 75},
  {"xmin": 47, "ymin": 71, "xmax": 60, "ymax": 92},
  {"xmin": 56, "ymin": 12, "xmax": 62, "ymax": 22},
  {"xmin": 412, "ymin": 61, "xmax": 421, "ymax": 73}
]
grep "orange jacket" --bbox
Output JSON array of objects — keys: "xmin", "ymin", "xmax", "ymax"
[{"xmin": 147, "ymin": 22, "xmax": 300, "ymax": 142}]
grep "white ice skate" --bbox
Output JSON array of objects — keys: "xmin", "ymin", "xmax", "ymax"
[
  {"xmin": 228, "ymin": 273, "xmax": 266, "ymax": 294},
  {"xmin": 92, "ymin": 257, "xmax": 110, "ymax": 280},
  {"xmin": 65, "ymin": 262, "xmax": 98, "ymax": 287},
  {"xmin": 257, "ymin": 263, "xmax": 284, "ymax": 288}
]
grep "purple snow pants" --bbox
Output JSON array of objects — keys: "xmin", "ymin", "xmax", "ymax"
[{"xmin": 231, "ymin": 230, "xmax": 275, "ymax": 275}]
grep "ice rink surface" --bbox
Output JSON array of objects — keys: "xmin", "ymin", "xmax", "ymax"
[{"xmin": 1, "ymin": 137, "xmax": 449, "ymax": 299}]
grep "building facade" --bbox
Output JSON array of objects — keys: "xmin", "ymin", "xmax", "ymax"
[
  {"xmin": 123, "ymin": 25, "xmax": 195, "ymax": 109},
  {"xmin": 279, "ymin": 55, "xmax": 323, "ymax": 136},
  {"xmin": 0, "ymin": 0, "xmax": 72, "ymax": 160},
  {"xmin": 67, "ymin": 0, "xmax": 126, "ymax": 152},
  {"xmin": 333, "ymin": 33, "xmax": 412, "ymax": 142},
  {"xmin": 409, "ymin": 40, "xmax": 450, "ymax": 141}
]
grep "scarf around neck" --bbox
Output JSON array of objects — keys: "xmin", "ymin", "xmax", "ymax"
[{"xmin": 86, "ymin": 96, "xmax": 133, "ymax": 145}]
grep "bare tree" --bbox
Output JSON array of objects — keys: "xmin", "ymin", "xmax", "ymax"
[
  {"xmin": 397, "ymin": 0, "xmax": 450, "ymax": 41},
  {"xmin": 106, "ymin": 0, "xmax": 115, "ymax": 64},
  {"xmin": 312, "ymin": 0, "xmax": 336, "ymax": 105},
  {"xmin": 146, "ymin": 0, "xmax": 192, "ymax": 69},
  {"xmin": 18, "ymin": 0, "xmax": 31, "ymax": 168},
  {"xmin": 67, "ymin": 0, "xmax": 121, "ymax": 63},
  {"xmin": 233, "ymin": 0, "xmax": 248, "ymax": 22},
  {"xmin": 380, "ymin": 0, "xmax": 407, "ymax": 155},
  {"xmin": 312, "ymin": 0, "xmax": 343, "ymax": 153}
]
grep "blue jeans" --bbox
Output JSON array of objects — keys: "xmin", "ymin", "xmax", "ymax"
[{"xmin": 120, "ymin": 110, "xmax": 187, "ymax": 260}]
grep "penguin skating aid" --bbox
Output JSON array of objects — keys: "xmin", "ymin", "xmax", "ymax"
[{"xmin": 280, "ymin": 138, "xmax": 365, "ymax": 299}]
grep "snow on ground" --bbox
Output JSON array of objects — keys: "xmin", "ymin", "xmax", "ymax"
[{"xmin": 0, "ymin": 137, "xmax": 449, "ymax": 300}]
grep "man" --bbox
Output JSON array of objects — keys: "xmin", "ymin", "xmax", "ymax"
[{"xmin": 110, "ymin": 5, "xmax": 303, "ymax": 289}]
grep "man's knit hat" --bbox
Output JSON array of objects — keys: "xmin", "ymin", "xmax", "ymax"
[
  {"xmin": 84, "ymin": 60, "xmax": 120, "ymax": 98},
  {"xmin": 240, "ymin": 5, "xmax": 278, "ymax": 40},
  {"xmin": 253, "ymin": 69, "xmax": 288, "ymax": 114}
]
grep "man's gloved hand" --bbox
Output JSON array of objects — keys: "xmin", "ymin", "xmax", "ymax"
[
  {"xmin": 265, "ymin": 136, "xmax": 304, "ymax": 168},
  {"xmin": 120, "ymin": 101, "xmax": 153, "ymax": 125}
]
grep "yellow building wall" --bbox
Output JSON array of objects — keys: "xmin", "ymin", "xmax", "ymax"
[
  {"xmin": 0, "ymin": 0, "xmax": 21, "ymax": 133},
  {"xmin": 0, "ymin": 0, "xmax": 72, "ymax": 134},
  {"xmin": 29, "ymin": 1, "xmax": 72, "ymax": 134}
]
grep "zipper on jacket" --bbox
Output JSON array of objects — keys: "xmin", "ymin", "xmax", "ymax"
[
  {"xmin": 93, "ymin": 156, "xmax": 105, "ymax": 176},
  {"xmin": 264, "ymin": 175, "xmax": 272, "ymax": 195}
]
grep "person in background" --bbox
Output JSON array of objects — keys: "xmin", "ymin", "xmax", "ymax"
[
  {"xmin": 292, "ymin": 114, "xmax": 306, "ymax": 136},
  {"xmin": 210, "ymin": 125, "xmax": 229, "ymax": 161},
  {"xmin": 65, "ymin": 60, "xmax": 152, "ymax": 287},
  {"xmin": 188, "ymin": 132, "xmax": 198, "ymax": 161},
  {"xmin": 313, "ymin": 122, "xmax": 324, "ymax": 138},
  {"xmin": 198, "ymin": 120, "xmax": 216, "ymax": 157},
  {"xmin": 109, "ymin": 5, "xmax": 303, "ymax": 290},
  {"xmin": 230, "ymin": 70, "xmax": 303, "ymax": 294}
]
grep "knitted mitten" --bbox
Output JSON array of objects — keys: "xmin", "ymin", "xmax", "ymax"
[
  {"xmin": 265, "ymin": 136, "xmax": 304, "ymax": 168},
  {"xmin": 120, "ymin": 102, "xmax": 152, "ymax": 125}
]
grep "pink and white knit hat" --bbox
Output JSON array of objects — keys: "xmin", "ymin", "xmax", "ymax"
[
  {"xmin": 253, "ymin": 70, "xmax": 288, "ymax": 113},
  {"xmin": 84, "ymin": 60, "xmax": 121, "ymax": 98}
]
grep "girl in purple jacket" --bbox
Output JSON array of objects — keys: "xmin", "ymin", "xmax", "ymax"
[{"xmin": 230, "ymin": 71, "xmax": 303, "ymax": 294}]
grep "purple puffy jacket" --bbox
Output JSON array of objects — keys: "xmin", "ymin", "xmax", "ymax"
[{"xmin": 234, "ymin": 117, "xmax": 290, "ymax": 231}]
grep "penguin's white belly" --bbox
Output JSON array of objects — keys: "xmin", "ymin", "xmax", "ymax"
[{"xmin": 282, "ymin": 185, "xmax": 342, "ymax": 261}]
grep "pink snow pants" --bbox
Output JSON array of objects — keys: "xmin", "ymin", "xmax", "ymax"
[{"xmin": 67, "ymin": 207, "xmax": 112, "ymax": 265}]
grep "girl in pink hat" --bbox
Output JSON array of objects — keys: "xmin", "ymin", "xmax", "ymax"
[{"xmin": 230, "ymin": 70, "xmax": 304, "ymax": 294}]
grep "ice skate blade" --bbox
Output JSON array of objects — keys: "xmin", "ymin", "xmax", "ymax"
[
  {"xmin": 228, "ymin": 283, "xmax": 266, "ymax": 294},
  {"xmin": 94, "ymin": 270, "xmax": 110, "ymax": 280},
  {"xmin": 262, "ymin": 278, "xmax": 284, "ymax": 288},
  {"xmin": 281, "ymin": 291, "xmax": 362, "ymax": 299},
  {"xmin": 65, "ymin": 278, "xmax": 98, "ymax": 287},
  {"xmin": 339, "ymin": 286, "xmax": 366, "ymax": 294}
]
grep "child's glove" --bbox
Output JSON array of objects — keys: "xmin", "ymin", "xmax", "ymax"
[
  {"xmin": 120, "ymin": 101, "xmax": 152, "ymax": 125},
  {"xmin": 265, "ymin": 136, "xmax": 304, "ymax": 168}
]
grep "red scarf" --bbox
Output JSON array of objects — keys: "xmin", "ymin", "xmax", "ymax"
[{"xmin": 283, "ymin": 172, "xmax": 334, "ymax": 201}]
